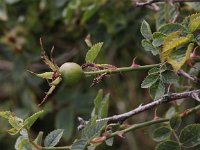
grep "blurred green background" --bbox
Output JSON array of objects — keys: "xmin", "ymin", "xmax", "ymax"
[{"xmin": 0, "ymin": 0, "xmax": 200, "ymax": 149}]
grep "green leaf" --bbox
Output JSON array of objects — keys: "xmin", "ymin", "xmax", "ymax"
[
  {"xmin": 148, "ymin": 67, "xmax": 160, "ymax": 75},
  {"xmin": 93, "ymin": 89, "xmax": 103, "ymax": 117},
  {"xmin": 161, "ymin": 70, "xmax": 178, "ymax": 84},
  {"xmin": 98, "ymin": 93, "xmax": 109, "ymax": 118},
  {"xmin": 149, "ymin": 80, "xmax": 165, "ymax": 100},
  {"xmin": 24, "ymin": 110, "xmax": 44, "ymax": 129},
  {"xmin": 156, "ymin": 140, "xmax": 180, "ymax": 150},
  {"xmin": 180, "ymin": 124, "xmax": 200, "ymax": 148},
  {"xmin": 148, "ymin": 66, "xmax": 168, "ymax": 76},
  {"xmin": 55, "ymin": 108, "xmax": 74, "ymax": 141},
  {"xmin": 72, "ymin": 117, "xmax": 107, "ymax": 150},
  {"xmin": 44, "ymin": 129, "xmax": 64, "ymax": 147},
  {"xmin": 156, "ymin": 4, "xmax": 179, "ymax": 30},
  {"xmin": 15, "ymin": 136, "xmax": 29, "ymax": 150},
  {"xmin": 81, "ymin": 120, "xmax": 107, "ymax": 140},
  {"xmin": 140, "ymin": 20, "xmax": 153, "ymax": 40},
  {"xmin": 85, "ymin": 42, "xmax": 103, "ymax": 63},
  {"xmin": 170, "ymin": 114, "xmax": 182, "ymax": 130},
  {"xmin": 92, "ymin": 90, "xmax": 110, "ymax": 119},
  {"xmin": 71, "ymin": 139, "xmax": 88, "ymax": 150},
  {"xmin": 152, "ymin": 32, "xmax": 166, "ymax": 47},
  {"xmin": 159, "ymin": 23, "xmax": 186, "ymax": 34},
  {"xmin": 152, "ymin": 126, "xmax": 171, "ymax": 142},
  {"xmin": 141, "ymin": 39, "xmax": 159, "ymax": 55},
  {"xmin": 34, "ymin": 131, "xmax": 43, "ymax": 145},
  {"xmin": 141, "ymin": 74, "xmax": 159, "ymax": 88}
]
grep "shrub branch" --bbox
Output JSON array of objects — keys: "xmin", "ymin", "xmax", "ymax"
[
  {"xmin": 135, "ymin": 0, "xmax": 200, "ymax": 6},
  {"xmin": 84, "ymin": 63, "xmax": 161, "ymax": 76},
  {"xmin": 108, "ymin": 103, "xmax": 200, "ymax": 138},
  {"xmin": 98, "ymin": 89, "xmax": 200, "ymax": 123}
]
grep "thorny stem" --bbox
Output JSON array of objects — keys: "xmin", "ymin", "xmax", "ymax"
[
  {"xmin": 83, "ymin": 57, "xmax": 200, "ymax": 76},
  {"xmin": 37, "ymin": 104, "xmax": 200, "ymax": 150},
  {"xmin": 108, "ymin": 103, "xmax": 200, "ymax": 138},
  {"xmin": 84, "ymin": 63, "xmax": 161, "ymax": 76},
  {"xmin": 98, "ymin": 89, "xmax": 200, "ymax": 123},
  {"xmin": 135, "ymin": 0, "xmax": 200, "ymax": 6}
]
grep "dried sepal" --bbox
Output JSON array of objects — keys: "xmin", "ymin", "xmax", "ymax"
[
  {"xmin": 28, "ymin": 71, "xmax": 54, "ymax": 80},
  {"xmin": 40, "ymin": 38, "xmax": 59, "ymax": 72},
  {"xmin": 90, "ymin": 72, "xmax": 108, "ymax": 87},
  {"xmin": 38, "ymin": 77, "xmax": 62, "ymax": 106}
]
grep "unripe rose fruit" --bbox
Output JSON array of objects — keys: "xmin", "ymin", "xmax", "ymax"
[{"xmin": 59, "ymin": 62, "xmax": 83, "ymax": 86}]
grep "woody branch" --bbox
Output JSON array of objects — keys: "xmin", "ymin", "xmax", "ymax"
[{"xmin": 134, "ymin": 0, "xmax": 200, "ymax": 6}]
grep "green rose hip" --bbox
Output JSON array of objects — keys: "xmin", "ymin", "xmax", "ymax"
[{"xmin": 59, "ymin": 62, "xmax": 83, "ymax": 86}]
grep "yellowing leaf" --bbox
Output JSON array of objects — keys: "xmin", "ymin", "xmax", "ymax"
[
  {"xmin": 189, "ymin": 13, "xmax": 200, "ymax": 32},
  {"xmin": 167, "ymin": 43, "xmax": 194, "ymax": 72},
  {"xmin": 189, "ymin": 17, "xmax": 200, "ymax": 32},
  {"xmin": 160, "ymin": 32, "xmax": 193, "ymax": 62},
  {"xmin": 7, "ymin": 128, "xmax": 19, "ymax": 135},
  {"xmin": 189, "ymin": 13, "xmax": 200, "ymax": 22},
  {"xmin": 0, "ymin": 110, "xmax": 44, "ymax": 135},
  {"xmin": 0, "ymin": 111, "xmax": 12, "ymax": 119}
]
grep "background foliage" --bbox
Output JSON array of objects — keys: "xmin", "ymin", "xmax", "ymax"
[{"xmin": 0, "ymin": 0, "xmax": 200, "ymax": 149}]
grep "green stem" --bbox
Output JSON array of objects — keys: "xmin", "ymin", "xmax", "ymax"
[
  {"xmin": 83, "ymin": 57, "xmax": 200, "ymax": 76},
  {"xmin": 108, "ymin": 119, "xmax": 169, "ymax": 138},
  {"xmin": 84, "ymin": 63, "xmax": 161, "ymax": 76}
]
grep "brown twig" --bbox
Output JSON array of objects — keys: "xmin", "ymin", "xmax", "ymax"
[
  {"xmin": 135, "ymin": 0, "xmax": 200, "ymax": 6},
  {"xmin": 98, "ymin": 89, "xmax": 200, "ymax": 123}
]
